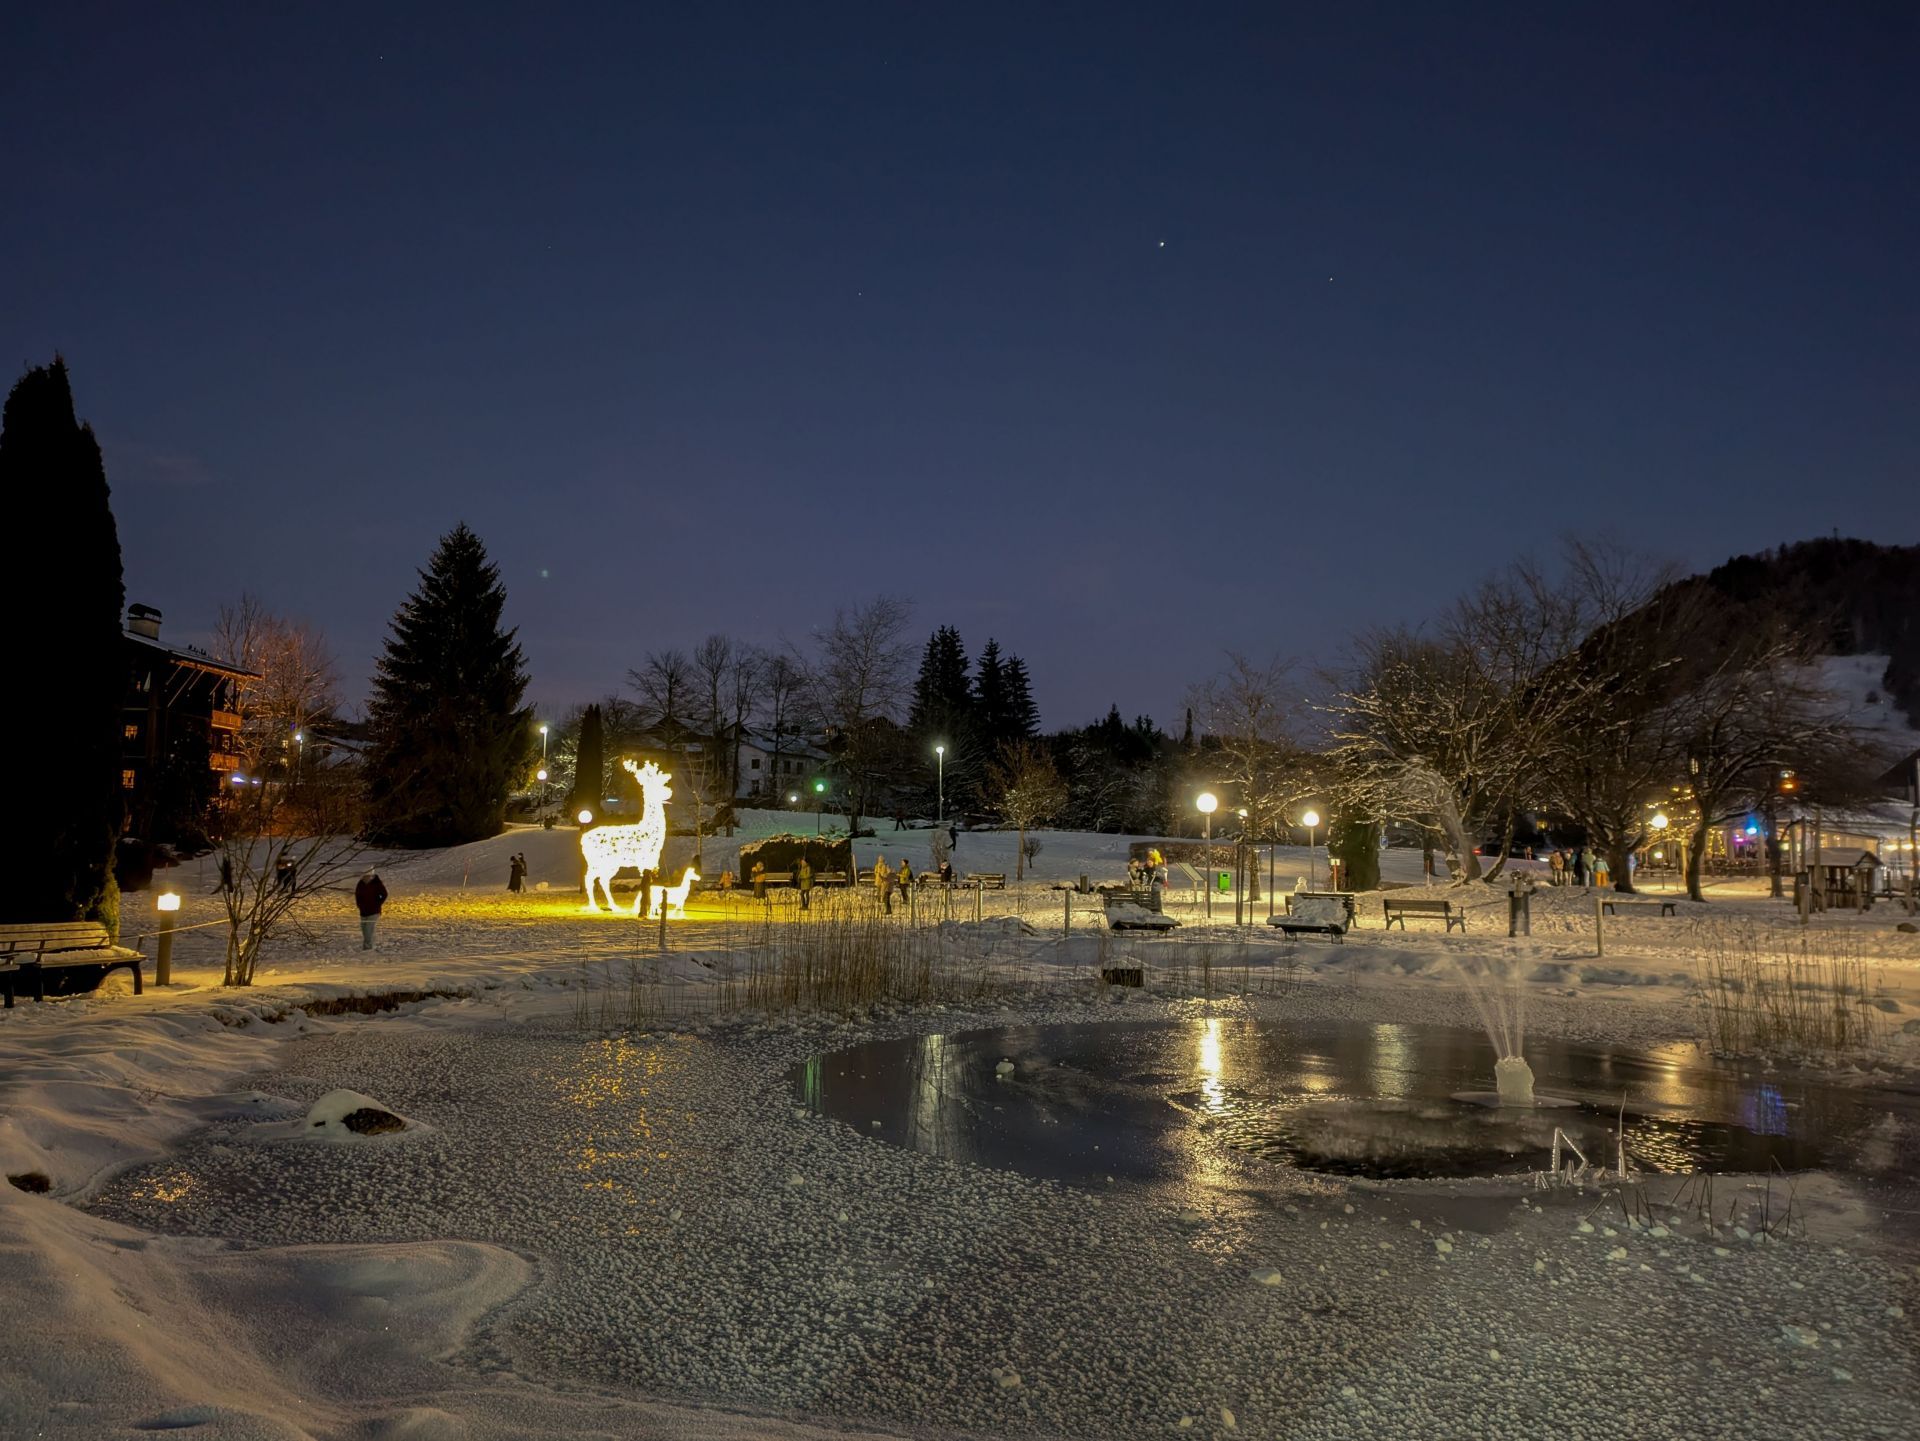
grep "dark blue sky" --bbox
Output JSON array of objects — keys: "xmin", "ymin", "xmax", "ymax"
[{"xmin": 5, "ymin": 3, "xmax": 1914, "ymax": 729}]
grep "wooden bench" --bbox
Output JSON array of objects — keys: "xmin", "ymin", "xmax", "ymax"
[
  {"xmin": 0, "ymin": 922, "xmax": 146, "ymax": 1009},
  {"xmin": 1601, "ymin": 898, "xmax": 1679, "ymax": 917},
  {"xmin": 1381, "ymin": 898, "xmax": 1465, "ymax": 933},
  {"xmin": 814, "ymin": 871, "xmax": 850, "ymax": 887},
  {"xmin": 1103, "ymin": 887, "xmax": 1178, "ymax": 931},
  {"xmin": 966, "ymin": 873, "xmax": 1007, "ymax": 890},
  {"xmin": 1269, "ymin": 893, "xmax": 1349, "ymax": 942}
]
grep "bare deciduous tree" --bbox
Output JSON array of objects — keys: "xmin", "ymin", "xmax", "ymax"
[
  {"xmin": 212, "ymin": 762, "xmax": 367, "ymax": 986},
  {"xmin": 1188, "ymin": 652, "xmax": 1309, "ymax": 842},
  {"xmin": 628, "ymin": 649, "xmax": 691, "ymax": 735},
  {"xmin": 796, "ymin": 596, "xmax": 914, "ymax": 833},
  {"xmin": 988, "ymin": 740, "xmax": 1068, "ymax": 880},
  {"xmin": 213, "ymin": 593, "xmax": 339, "ymax": 782}
]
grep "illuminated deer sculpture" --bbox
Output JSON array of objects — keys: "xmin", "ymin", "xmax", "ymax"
[{"xmin": 580, "ymin": 758, "xmax": 671, "ymax": 911}]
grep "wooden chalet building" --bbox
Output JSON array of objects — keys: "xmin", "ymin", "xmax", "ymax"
[{"xmin": 121, "ymin": 603, "xmax": 254, "ymax": 837}]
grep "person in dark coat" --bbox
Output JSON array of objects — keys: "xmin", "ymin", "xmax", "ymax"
[
  {"xmin": 354, "ymin": 870, "xmax": 388, "ymax": 950},
  {"xmin": 508, "ymin": 853, "xmax": 526, "ymax": 892},
  {"xmin": 947, "ymin": 823, "xmax": 959, "ymax": 851}
]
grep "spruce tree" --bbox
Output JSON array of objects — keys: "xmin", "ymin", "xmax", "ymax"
[
  {"xmin": 1002, "ymin": 652, "xmax": 1040, "ymax": 739},
  {"xmin": 364, "ymin": 524, "xmax": 531, "ymax": 846},
  {"xmin": 908, "ymin": 625, "xmax": 973, "ymax": 742},
  {"xmin": 0, "ymin": 360, "xmax": 125, "ymax": 922},
  {"xmin": 571, "ymin": 703, "xmax": 605, "ymax": 815},
  {"xmin": 973, "ymin": 638, "xmax": 1011, "ymax": 746}
]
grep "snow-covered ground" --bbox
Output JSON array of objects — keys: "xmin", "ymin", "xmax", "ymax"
[{"xmin": 4, "ymin": 821, "xmax": 1920, "ymax": 1439}]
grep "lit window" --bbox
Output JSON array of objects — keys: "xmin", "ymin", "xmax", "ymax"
[
  {"xmin": 123, "ymin": 723, "xmax": 139, "ymax": 740},
  {"xmin": 121, "ymin": 769, "xmax": 136, "ymax": 790}
]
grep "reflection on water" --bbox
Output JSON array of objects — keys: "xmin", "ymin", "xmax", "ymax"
[{"xmin": 793, "ymin": 1019, "xmax": 1918, "ymax": 1186}]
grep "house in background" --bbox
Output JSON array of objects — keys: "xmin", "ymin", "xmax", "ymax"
[{"xmin": 121, "ymin": 603, "xmax": 255, "ymax": 838}]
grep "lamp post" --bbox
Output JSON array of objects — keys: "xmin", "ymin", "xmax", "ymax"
[
  {"xmin": 291, "ymin": 729, "xmax": 304, "ymax": 797},
  {"xmin": 1236, "ymin": 809, "xmax": 1249, "ymax": 926},
  {"xmin": 154, "ymin": 889, "xmax": 180, "ymax": 986},
  {"xmin": 1302, "ymin": 809, "xmax": 1321, "ymax": 890},
  {"xmin": 935, "ymin": 744, "xmax": 945, "ymax": 826},
  {"xmin": 813, "ymin": 778, "xmax": 827, "ymax": 835},
  {"xmin": 1197, "ymin": 792, "xmax": 1217, "ymax": 919},
  {"xmin": 1651, "ymin": 811, "xmax": 1669, "ymax": 891},
  {"xmin": 539, "ymin": 724, "xmax": 550, "ymax": 810}
]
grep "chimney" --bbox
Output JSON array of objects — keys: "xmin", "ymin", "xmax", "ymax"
[{"xmin": 127, "ymin": 603, "xmax": 163, "ymax": 640}]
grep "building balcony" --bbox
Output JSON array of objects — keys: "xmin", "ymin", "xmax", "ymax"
[
  {"xmin": 211, "ymin": 709, "xmax": 242, "ymax": 732},
  {"xmin": 208, "ymin": 752, "xmax": 241, "ymax": 772}
]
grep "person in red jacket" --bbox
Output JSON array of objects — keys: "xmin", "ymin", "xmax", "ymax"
[{"xmin": 354, "ymin": 870, "xmax": 388, "ymax": 951}]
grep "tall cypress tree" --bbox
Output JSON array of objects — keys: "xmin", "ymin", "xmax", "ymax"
[
  {"xmin": 364, "ymin": 524, "xmax": 531, "ymax": 846},
  {"xmin": 1002, "ymin": 652, "xmax": 1040, "ymax": 739},
  {"xmin": 0, "ymin": 360, "xmax": 125, "ymax": 922},
  {"xmin": 570, "ymin": 703, "xmax": 605, "ymax": 815}
]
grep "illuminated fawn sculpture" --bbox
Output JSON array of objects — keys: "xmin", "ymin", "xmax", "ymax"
[{"xmin": 581, "ymin": 758, "xmax": 671, "ymax": 911}]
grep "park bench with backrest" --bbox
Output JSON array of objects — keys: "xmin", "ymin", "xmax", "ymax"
[
  {"xmin": 0, "ymin": 922, "xmax": 145, "ymax": 1008},
  {"xmin": 1268, "ymin": 893, "xmax": 1349, "ymax": 942},
  {"xmin": 1381, "ymin": 898, "xmax": 1465, "ymax": 933},
  {"xmin": 1600, "ymin": 898, "xmax": 1679, "ymax": 917},
  {"xmin": 1103, "ymin": 886, "xmax": 1178, "ymax": 931},
  {"xmin": 966, "ymin": 873, "xmax": 1007, "ymax": 890},
  {"xmin": 814, "ymin": 871, "xmax": 850, "ymax": 887}
]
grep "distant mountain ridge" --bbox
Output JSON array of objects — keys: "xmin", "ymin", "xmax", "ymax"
[{"xmin": 1680, "ymin": 538, "xmax": 1920, "ymax": 728}]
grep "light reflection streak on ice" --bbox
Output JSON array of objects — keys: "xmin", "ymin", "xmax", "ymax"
[
  {"xmin": 553, "ymin": 1037, "xmax": 678, "ymax": 1215},
  {"xmin": 1368, "ymin": 1022, "xmax": 1414, "ymax": 1098},
  {"xmin": 1194, "ymin": 1018, "xmax": 1227, "ymax": 1116},
  {"xmin": 131, "ymin": 1167, "xmax": 196, "ymax": 1204}
]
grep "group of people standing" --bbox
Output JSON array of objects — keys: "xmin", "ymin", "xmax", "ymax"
[
  {"xmin": 1125, "ymin": 848, "xmax": 1167, "ymax": 890},
  {"xmin": 506, "ymin": 852, "xmax": 530, "ymax": 892},
  {"xmin": 1546, "ymin": 847, "xmax": 1624, "ymax": 889}
]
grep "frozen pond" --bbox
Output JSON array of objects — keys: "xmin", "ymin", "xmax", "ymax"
[{"xmin": 794, "ymin": 1018, "xmax": 1920, "ymax": 1183}]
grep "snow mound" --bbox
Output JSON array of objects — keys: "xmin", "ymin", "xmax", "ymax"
[{"xmin": 302, "ymin": 1088, "xmax": 414, "ymax": 1139}]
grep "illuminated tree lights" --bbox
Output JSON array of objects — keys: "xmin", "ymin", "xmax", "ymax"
[{"xmin": 581, "ymin": 758, "xmax": 671, "ymax": 911}]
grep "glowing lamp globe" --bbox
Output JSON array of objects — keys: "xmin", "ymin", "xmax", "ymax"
[
  {"xmin": 577, "ymin": 809, "xmax": 594, "ymax": 825},
  {"xmin": 1196, "ymin": 792, "xmax": 1218, "ymax": 815},
  {"xmin": 1301, "ymin": 809, "xmax": 1321, "ymax": 829},
  {"xmin": 155, "ymin": 891, "xmax": 181, "ymax": 913},
  {"xmin": 536, "ymin": 768, "xmax": 549, "ymax": 782},
  {"xmin": 1651, "ymin": 813, "xmax": 1669, "ymax": 831}
]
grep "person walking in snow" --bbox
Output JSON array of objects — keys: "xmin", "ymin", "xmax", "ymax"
[
  {"xmin": 508, "ymin": 853, "xmax": 525, "ymax": 892},
  {"xmin": 1592, "ymin": 852, "xmax": 1612, "ymax": 890},
  {"xmin": 947, "ymin": 823, "xmax": 959, "ymax": 852},
  {"xmin": 1571, "ymin": 848, "xmax": 1587, "ymax": 887},
  {"xmin": 795, "ymin": 856, "xmax": 814, "ymax": 911},
  {"xmin": 354, "ymin": 869, "xmax": 388, "ymax": 951},
  {"xmin": 1548, "ymin": 849, "xmax": 1564, "ymax": 887},
  {"xmin": 874, "ymin": 856, "xmax": 895, "ymax": 914}
]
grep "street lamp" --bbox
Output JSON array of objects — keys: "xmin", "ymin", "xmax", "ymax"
[
  {"xmin": 1302, "ymin": 809, "xmax": 1321, "ymax": 890},
  {"xmin": 577, "ymin": 808, "xmax": 594, "ymax": 826},
  {"xmin": 1651, "ymin": 812, "xmax": 1670, "ymax": 891},
  {"xmin": 154, "ymin": 889, "xmax": 181, "ymax": 986},
  {"xmin": 1197, "ymin": 792, "xmax": 1217, "ymax": 918},
  {"xmin": 935, "ymin": 744, "xmax": 946, "ymax": 826},
  {"xmin": 813, "ymin": 778, "xmax": 827, "ymax": 835},
  {"xmin": 539, "ymin": 724, "xmax": 550, "ymax": 810}
]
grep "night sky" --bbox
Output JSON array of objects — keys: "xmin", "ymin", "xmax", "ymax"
[{"xmin": 5, "ymin": 3, "xmax": 1914, "ymax": 729}]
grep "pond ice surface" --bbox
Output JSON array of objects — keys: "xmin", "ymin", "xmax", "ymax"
[{"xmin": 90, "ymin": 1008, "xmax": 1920, "ymax": 1441}]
